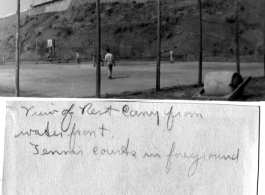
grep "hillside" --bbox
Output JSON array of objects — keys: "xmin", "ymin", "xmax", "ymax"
[{"xmin": 0, "ymin": 0, "xmax": 264, "ymax": 62}]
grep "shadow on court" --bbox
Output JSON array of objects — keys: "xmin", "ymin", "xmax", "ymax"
[{"xmin": 111, "ymin": 76, "xmax": 130, "ymax": 80}]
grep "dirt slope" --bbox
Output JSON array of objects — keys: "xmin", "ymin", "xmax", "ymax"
[{"xmin": 0, "ymin": 0, "xmax": 264, "ymax": 61}]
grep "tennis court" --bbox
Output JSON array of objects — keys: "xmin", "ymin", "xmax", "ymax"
[{"xmin": 0, "ymin": 61, "xmax": 263, "ymax": 97}]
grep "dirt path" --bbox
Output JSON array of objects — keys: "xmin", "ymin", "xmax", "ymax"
[{"xmin": 103, "ymin": 77, "xmax": 265, "ymax": 101}]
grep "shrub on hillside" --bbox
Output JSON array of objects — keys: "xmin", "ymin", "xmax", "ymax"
[
  {"xmin": 133, "ymin": 2, "xmax": 144, "ymax": 9},
  {"xmin": 68, "ymin": 3, "xmax": 95, "ymax": 23},
  {"xmin": 21, "ymin": 16, "xmax": 30, "ymax": 27},
  {"xmin": 225, "ymin": 15, "xmax": 235, "ymax": 23},
  {"xmin": 202, "ymin": 0, "xmax": 214, "ymax": 8},
  {"xmin": 54, "ymin": 14, "xmax": 59, "ymax": 19},
  {"xmin": 57, "ymin": 27, "xmax": 73, "ymax": 37},
  {"xmin": 34, "ymin": 26, "xmax": 44, "ymax": 36},
  {"xmin": 7, "ymin": 35, "xmax": 14, "ymax": 42},
  {"xmin": 105, "ymin": 6, "xmax": 113, "ymax": 16},
  {"xmin": 52, "ymin": 23, "xmax": 65, "ymax": 29}
]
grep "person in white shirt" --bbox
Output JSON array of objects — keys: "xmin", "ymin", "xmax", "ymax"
[
  {"xmin": 2, "ymin": 52, "xmax": 5, "ymax": 64},
  {"xmin": 169, "ymin": 50, "xmax": 174, "ymax": 63},
  {"xmin": 104, "ymin": 48, "xmax": 116, "ymax": 79},
  {"xmin": 76, "ymin": 50, "xmax": 80, "ymax": 64}
]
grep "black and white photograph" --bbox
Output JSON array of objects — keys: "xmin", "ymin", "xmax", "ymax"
[
  {"xmin": 0, "ymin": 0, "xmax": 264, "ymax": 100},
  {"xmin": 0, "ymin": 0, "xmax": 264, "ymax": 195}
]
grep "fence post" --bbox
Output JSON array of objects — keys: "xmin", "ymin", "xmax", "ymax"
[
  {"xmin": 198, "ymin": 0, "xmax": 203, "ymax": 86},
  {"xmin": 36, "ymin": 40, "xmax": 38, "ymax": 64},
  {"xmin": 156, "ymin": 0, "xmax": 161, "ymax": 91},
  {"xmin": 263, "ymin": 2, "xmax": 265, "ymax": 77},
  {"xmin": 15, "ymin": 0, "xmax": 20, "ymax": 97},
  {"xmin": 235, "ymin": 0, "xmax": 240, "ymax": 74},
  {"xmin": 96, "ymin": 0, "xmax": 101, "ymax": 98}
]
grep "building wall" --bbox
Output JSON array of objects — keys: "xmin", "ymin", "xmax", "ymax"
[
  {"xmin": 29, "ymin": 6, "xmax": 46, "ymax": 15},
  {"xmin": 73, "ymin": 0, "xmax": 153, "ymax": 5},
  {"xmin": 34, "ymin": 0, "xmax": 54, "ymax": 6},
  {"xmin": 45, "ymin": 0, "xmax": 72, "ymax": 12},
  {"xmin": 29, "ymin": 0, "xmax": 72, "ymax": 15},
  {"xmin": 29, "ymin": 0, "xmax": 153, "ymax": 16}
]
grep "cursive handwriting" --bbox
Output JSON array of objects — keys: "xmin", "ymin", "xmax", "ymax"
[
  {"xmin": 164, "ymin": 106, "xmax": 203, "ymax": 131},
  {"xmin": 14, "ymin": 102, "xmax": 241, "ymax": 179},
  {"xmin": 166, "ymin": 142, "xmax": 205, "ymax": 177},
  {"xmin": 79, "ymin": 103, "xmax": 120, "ymax": 116},
  {"xmin": 29, "ymin": 131, "xmax": 83, "ymax": 155},
  {"xmin": 208, "ymin": 149, "xmax": 239, "ymax": 163},
  {"xmin": 143, "ymin": 152, "xmax": 161, "ymax": 158},
  {"xmin": 21, "ymin": 105, "xmax": 58, "ymax": 117},
  {"xmin": 164, "ymin": 106, "xmax": 181, "ymax": 131},
  {"xmin": 67, "ymin": 123, "xmax": 111, "ymax": 139},
  {"xmin": 61, "ymin": 104, "xmax": 75, "ymax": 132},
  {"xmin": 122, "ymin": 104, "xmax": 160, "ymax": 126},
  {"xmin": 93, "ymin": 139, "xmax": 136, "ymax": 158},
  {"xmin": 14, "ymin": 122, "xmax": 63, "ymax": 138}
]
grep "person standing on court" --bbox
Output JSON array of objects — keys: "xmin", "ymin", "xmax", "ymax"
[
  {"xmin": 104, "ymin": 48, "xmax": 115, "ymax": 79},
  {"xmin": 101, "ymin": 48, "xmax": 104, "ymax": 66},
  {"xmin": 76, "ymin": 50, "xmax": 80, "ymax": 64},
  {"xmin": 169, "ymin": 50, "xmax": 174, "ymax": 63},
  {"xmin": 2, "ymin": 52, "xmax": 5, "ymax": 64}
]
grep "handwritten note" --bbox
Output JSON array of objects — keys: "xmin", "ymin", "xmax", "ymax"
[{"xmin": 3, "ymin": 101, "xmax": 260, "ymax": 195}]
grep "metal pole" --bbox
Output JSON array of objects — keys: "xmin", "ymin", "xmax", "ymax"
[
  {"xmin": 96, "ymin": 0, "xmax": 101, "ymax": 97},
  {"xmin": 15, "ymin": 0, "xmax": 20, "ymax": 97},
  {"xmin": 198, "ymin": 0, "xmax": 203, "ymax": 86},
  {"xmin": 235, "ymin": 0, "xmax": 240, "ymax": 73},
  {"xmin": 35, "ymin": 40, "xmax": 38, "ymax": 64},
  {"xmin": 156, "ymin": 0, "xmax": 161, "ymax": 91}
]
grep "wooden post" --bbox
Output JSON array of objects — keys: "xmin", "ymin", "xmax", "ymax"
[
  {"xmin": 156, "ymin": 0, "xmax": 161, "ymax": 91},
  {"xmin": 198, "ymin": 0, "xmax": 203, "ymax": 86},
  {"xmin": 93, "ymin": 40, "xmax": 95, "ymax": 67},
  {"xmin": 263, "ymin": 2, "xmax": 265, "ymax": 77},
  {"xmin": 96, "ymin": 0, "xmax": 101, "ymax": 98},
  {"xmin": 53, "ymin": 39, "xmax": 55, "ymax": 63},
  {"xmin": 235, "ymin": 0, "xmax": 240, "ymax": 74},
  {"xmin": 101, "ymin": 48, "xmax": 104, "ymax": 66},
  {"xmin": 15, "ymin": 0, "xmax": 20, "ymax": 97},
  {"xmin": 35, "ymin": 40, "xmax": 38, "ymax": 64}
]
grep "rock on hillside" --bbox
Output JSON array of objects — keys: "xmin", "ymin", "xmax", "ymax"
[{"xmin": 0, "ymin": 0, "xmax": 264, "ymax": 61}]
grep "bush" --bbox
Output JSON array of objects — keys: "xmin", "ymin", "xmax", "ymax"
[
  {"xmin": 57, "ymin": 27, "xmax": 73, "ymax": 37},
  {"xmin": 52, "ymin": 23, "xmax": 65, "ymax": 29},
  {"xmin": 202, "ymin": 0, "xmax": 214, "ymax": 8},
  {"xmin": 225, "ymin": 15, "xmax": 235, "ymax": 23}
]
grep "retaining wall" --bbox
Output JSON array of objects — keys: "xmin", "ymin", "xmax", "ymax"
[
  {"xmin": 29, "ymin": 6, "xmax": 45, "ymax": 15},
  {"xmin": 29, "ymin": 0, "xmax": 153, "ymax": 16},
  {"xmin": 45, "ymin": 0, "xmax": 72, "ymax": 12},
  {"xmin": 29, "ymin": 0, "xmax": 72, "ymax": 15},
  {"xmin": 73, "ymin": 0, "xmax": 153, "ymax": 5}
]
